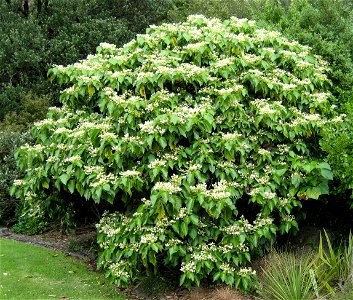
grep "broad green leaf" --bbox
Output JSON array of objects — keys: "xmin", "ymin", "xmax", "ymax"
[
  {"xmin": 59, "ymin": 174, "xmax": 69, "ymax": 185},
  {"xmin": 68, "ymin": 180, "xmax": 75, "ymax": 194}
]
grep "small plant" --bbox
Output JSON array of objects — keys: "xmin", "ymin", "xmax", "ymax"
[
  {"xmin": 258, "ymin": 250, "xmax": 317, "ymax": 300},
  {"xmin": 314, "ymin": 230, "xmax": 353, "ymax": 296},
  {"xmin": 314, "ymin": 230, "xmax": 343, "ymax": 295},
  {"xmin": 341, "ymin": 232, "xmax": 353, "ymax": 287},
  {"xmin": 258, "ymin": 231, "xmax": 353, "ymax": 300}
]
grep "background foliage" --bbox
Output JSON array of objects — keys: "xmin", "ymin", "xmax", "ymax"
[
  {"xmin": 0, "ymin": 130, "xmax": 31, "ymax": 226},
  {"xmin": 0, "ymin": 0, "xmax": 172, "ymax": 120}
]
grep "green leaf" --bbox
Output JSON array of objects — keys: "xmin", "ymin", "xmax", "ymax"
[
  {"xmin": 172, "ymin": 222, "xmax": 179, "ymax": 234},
  {"xmin": 103, "ymin": 184, "xmax": 111, "ymax": 191},
  {"xmin": 170, "ymin": 114, "xmax": 179, "ymax": 124},
  {"xmin": 183, "ymin": 32, "xmax": 191, "ymax": 41},
  {"xmin": 180, "ymin": 274, "xmax": 186, "ymax": 285},
  {"xmin": 88, "ymin": 85, "xmax": 95, "ymax": 96},
  {"xmin": 321, "ymin": 168, "xmax": 333, "ymax": 180},
  {"xmin": 190, "ymin": 214, "xmax": 199, "ymax": 225},
  {"xmin": 291, "ymin": 174, "xmax": 301, "ymax": 187},
  {"xmin": 94, "ymin": 187, "xmax": 102, "ymax": 202},
  {"xmin": 158, "ymin": 136, "xmax": 167, "ymax": 148},
  {"xmin": 306, "ymin": 187, "xmax": 322, "ymax": 199},
  {"xmin": 317, "ymin": 162, "xmax": 331, "ymax": 170},
  {"xmin": 180, "ymin": 222, "xmax": 188, "ymax": 237},
  {"xmin": 189, "ymin": 227, "xmax": 198, "ymax": 239},
  {"xmin": 68, "ymin": 180, "xmax": 75, "ymax": 194},
  {"xmin": 59, "ymin": 174, "xmax": 69, "ymax": 185},
  {"xmin": 186, "ymin": 198, "xmax": 194, "ymax": 212},
  {"xmin": 275, "ymin": 168, "xmax": 287, "ymax": 176},
  {"xmin": 213, "ymin": 272, "xmax": 221, "ymax": 281}
]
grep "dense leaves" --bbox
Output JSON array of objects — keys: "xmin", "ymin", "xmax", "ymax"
[
  {"xmin": 321, "ymin": 103, "xmax": 353, "ymax": 203},
  {"xmin": 0, "ymin": 0, "xmax": 172, "ymax": 120},
  {"xmin": 0, "ymin": 131, "xmax": 31, "ymax": 226},
  {"xmin": 168, "ymin": 0, "xmax": 353, "ymax": 211},
  {"xmin": 11, "ymin": 16, "xmax": 339, "ymax": 289},
  {"xmin": 252, "ymin": 0, "xmax": 353, "ymax": 105}
]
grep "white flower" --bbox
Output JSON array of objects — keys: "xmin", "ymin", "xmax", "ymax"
[
  {"xmin": 140, "ymin": 234, "xmax": 157, "ymax": 244},
  {"xmin": 263, "ymin": 191, "xmax": 276, "ymax": 199},
  {"xmin": 190, "ymin": 183, "xmax": 208, "ymax": 193},
  {"xmin": 188, "ymin": 164, "xmax": 202, "ymax": 172},
  {"xmin": 220, "ymin": 263, "xmax": 235, "ymax": 274},
  {"xmin": 119, "ymin": 170, "xmax": 141, "ymax": 177},
  {"xmin": 46, "ymin": 156, "xmax": 58, "ymax": 163},
  {"xmin": 153, "ymin": 182, "xmax": 182, "ymax": 194},
  {"xmin": 13, "ymin": 179, "xmax": 25, "ymax": 186},
  {"xmin": 100, "ymin": 132, "xmax": 117, "ymax": 140},
  {"xmin": 180, "ymin": 261, "xmax": 196, "ymax": 273},
  {"xmin": 64, "ymin": 155, "xmax": 81, "ymax": 163},
  {"xmin": 258, "ymin": 148, "xmax": 270, "ymax": 156},
  {"xmin": 99, "ymin": 42, "xmax": 117, "ymax": 51},
  {"xmin": 54, "ymin": 127, "xmax": 70, "ymax": 134},
  {"xmin": 222, "ymin": 132, "xmax": 242, "ymax": 141},
  {"xmin": 148, "ymin": 159, "xmax": 167, "ymax": 169},
  {"xmin": 238, "ymin": 267, "xmax": 256, "ymax": 276}
]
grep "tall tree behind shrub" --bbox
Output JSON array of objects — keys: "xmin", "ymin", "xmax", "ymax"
[{"xmin": 168, "ymin": 0, "xmax": 253, "ymax": 21}]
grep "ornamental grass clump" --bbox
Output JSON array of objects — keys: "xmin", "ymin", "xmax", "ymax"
[
  {"xmin": 258, "ymin": 250, "xmax": 317, "ymax": 300},
  {"xmin": 12, "ymin": 15, "xmax": 341, "ymax": 290}
]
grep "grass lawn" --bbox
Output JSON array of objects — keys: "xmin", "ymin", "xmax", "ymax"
[{"xmin": 0, "ymin": 238, "xmax": 125, "ymax": 300}]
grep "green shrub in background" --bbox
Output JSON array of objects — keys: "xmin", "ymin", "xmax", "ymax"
[
  {"xmin": 0, "ymin": 0, "xmax": 172, "ymax": 121},
  {"xmin": 11, "ymin": 15, "xmax": 340, "ymax": 290},
  {"xmin": 168, "ymin": 0, "xmax": 253, "ymax": 21},
  {"xmin": 0, "ymin": 93, "xmax": 49, "ymax": 227},
  {"xmin": 0, "ymin": 92, "xmax": 51, "ymax": 133},
  {"xmin": 321, "ymin": 107, "xmax": 353, "ymax": 203},
  {"xmin": 0, "ymin": 131, "xmax": 32, "ymax": 226}
]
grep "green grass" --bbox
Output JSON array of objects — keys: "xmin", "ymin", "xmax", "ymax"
[{"xmin": 0, "ymin": 238, "xmax": 125, "ymax": 300}]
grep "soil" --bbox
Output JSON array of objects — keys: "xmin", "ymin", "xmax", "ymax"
[{"xmin": 0, "ymin": 227, "xmax": 255, "ymax": 300}]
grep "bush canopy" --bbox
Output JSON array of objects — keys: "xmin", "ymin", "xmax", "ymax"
[{"xmin": 12, "ymin": 15, "xmax": 341, "ymax": 289}]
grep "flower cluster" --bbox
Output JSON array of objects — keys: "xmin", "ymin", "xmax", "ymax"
[{"xmin": 153, "ymin": 181, "xmax": 182, "ymax": 194}]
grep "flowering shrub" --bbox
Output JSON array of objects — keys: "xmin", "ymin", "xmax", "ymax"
[{"xmin": 12, "ymin": 15, "xmax": 340, "ymax": 290}]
